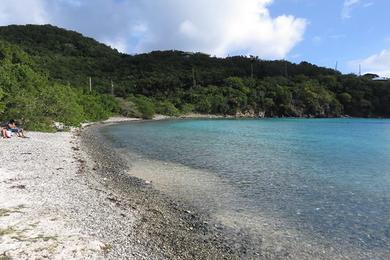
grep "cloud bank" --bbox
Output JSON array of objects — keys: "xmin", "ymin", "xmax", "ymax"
[
  {"xmin": 0, "ymin": 0, "xmax": 306, "ymax": 58},
  {"xmin": 350, "ymin": 49, "xmax": 390, "ymax": 77}
]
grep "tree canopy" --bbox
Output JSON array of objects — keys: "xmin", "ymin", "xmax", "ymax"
[
  {"xmin": 0, "ymin": 39, "xmax": 118, "ymax": 130},
  {"xmin": 0, "ymin": 24, "xmax": 389, "ymax": 130}
]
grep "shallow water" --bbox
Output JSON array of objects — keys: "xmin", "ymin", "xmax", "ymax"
[{"xmin": 101, "ymin": 118, "xmax": 390, "ymax": 257}]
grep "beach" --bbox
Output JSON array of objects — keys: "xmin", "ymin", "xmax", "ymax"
[
  {"xmin": 0, "ymin": 121, "xmax": 246, "ymax": 259},
  {"xmin": 0, "ymin": 131, "xmax": 109, "ymax": 259},
  {"xmin": 2, "ymin": 118, "xmax": 388, "ymax": 259},
  {"xmin": 0, "ymin": 128, "xmax": 161, "ymax": 259}
]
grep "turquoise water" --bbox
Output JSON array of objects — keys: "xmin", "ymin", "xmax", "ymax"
[{"xmin": 102, "ymin": 119, "xmax": 390, "ymax": 254}]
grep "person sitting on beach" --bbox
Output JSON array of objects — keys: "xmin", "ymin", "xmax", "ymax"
[
  {"xmin": 6, "ymin": 119, "xmax": 27, "ymax": 138},
  {"xmin": 1, "ymin": 127, "xmax": 12, "ymax": 138}
]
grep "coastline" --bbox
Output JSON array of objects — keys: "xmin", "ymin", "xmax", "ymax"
[
  {"xmin": 0, "ymin": 118, "xmax": 252, "ymax": 259},
  {"xmin": 80, "ymin": 121, "xmax": 259, "ymax": 259},
  {"xmin": 88, "ymin": 117, "xmax": 390, "ymax": 260},
  {"xmin": 2, "ymin": 117, "xmax": 388, "ymax": 259}
]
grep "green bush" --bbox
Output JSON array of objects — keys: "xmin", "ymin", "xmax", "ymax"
[
  {"xmin": 0, "ymin": 40, "xmax": 119, "ymax": 130},
  {"xmin": 180, "ymin": 103, "xmax": 195, "ymax": 114},
  {"xmin": 117, "ymin": 98, "xmax": 142, "ymax": 118},
  {"xmin": 127, "ymin": 95, "xmax": 155, "ymax": 119},
  {"xmin": 155, "ymin": 100, "xmax": 180, "ymax": 116},
  {"xmin": 79, "ymin": 93, "xmax": 118, "ymax": 122}
]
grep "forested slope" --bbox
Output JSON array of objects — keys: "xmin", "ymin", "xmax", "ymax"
[
  {"xmin": 0, "ymin": 24, "xmax": 389, "ymax": 125},
  {"xmin": 0, "ymin": 39, "xmax": 118, "ymax": 130}
]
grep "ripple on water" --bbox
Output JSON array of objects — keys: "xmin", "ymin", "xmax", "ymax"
[{"xmin": 101, "ymin": 119, "xmax": 390, "ymax": 258}]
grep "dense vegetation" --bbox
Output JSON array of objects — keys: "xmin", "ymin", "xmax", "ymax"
[
  {"xmin": 0, "ymin": 40, "xmax": 118, "ymax": 130},
  {"xmin": 0, "ymin": 24, "xmax": 389, "ymax": 130}
]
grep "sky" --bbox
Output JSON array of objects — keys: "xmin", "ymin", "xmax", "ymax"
[{"xmin": 0, "ymin": 0, "xmax": 389, "ymax": 76}]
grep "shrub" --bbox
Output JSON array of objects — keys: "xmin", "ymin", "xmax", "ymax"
[
  {"xmin": 117, "ymin": 98, "xmax": 142, "ymax": 118},
  {"xmin": 155, "ymin": 100, "xmax": 180, "ymax": 116},
  {"xmin": 180, "ymin": 103, "xmax": 195, "ymax": 114},
  {"xmin": 127, "ymin": 95, "xmax": 155, "ymax": 119}
]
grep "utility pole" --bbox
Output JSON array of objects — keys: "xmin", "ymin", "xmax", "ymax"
[
  {"xmin": 111, "ymin": 80, "xmax": 114, "ymax": 96},
  {"xmin": 251, "ymin": 61, "xmax": 254, "ymax": 79},
  {"xmin": 250, "ymin": 56, "xmax": 256, "ymax": 79},
  {"xmin": 89, "ymin": 77, "xmax": 92, "ymax": 92},
  {"xmin": 335, "ymin": 61, "xmax": 338, "ymax": 71},
  {"xmin": 192, "ymin": 67, "xmax": 196, "ymax": 88},
  {"xmin": 284, "ymin": 60, "xmax": 288, "ymax": 78},
  {"xmin": 359, "ymin": 64, "xmax": 362, "ymax": 76}
]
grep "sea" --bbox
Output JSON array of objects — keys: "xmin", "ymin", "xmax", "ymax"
[{"xmin": 101, "ymin": 118, "xmax": 390, "ymax": 257}]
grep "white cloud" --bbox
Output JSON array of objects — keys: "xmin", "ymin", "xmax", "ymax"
[
  {"xmin": 103, "ymin": 38, "xmax": 128, "ymax": 53},
  {"xmin": 0, "ymin": 0, "xmax": 307, "ymax": 59},
  {"xmin": 363, "ymin": 2, "xmax": 374, "ymax": 8},
  {"xmin": 350, "ymin": 49, "xmax": 390, "ymax": 77},
  {"xmin": 341, "ymin": 0, "xmax": 361, "ymax": 19},
  {"xmin": 179, "ymin": 20, "xmax": 199, "ymax": 39},
  {"xmin": 0, "ymin": 0, "xmax": 48, "ymax": 25}
]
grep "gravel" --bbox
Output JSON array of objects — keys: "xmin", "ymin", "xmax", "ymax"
[
  {"xmin": 80, "ymin": 123, "xmax": 257, "ymax": 259},
  {"xmin": 0, "ymin": 124, "xmax": 254, "ymax": 259}
]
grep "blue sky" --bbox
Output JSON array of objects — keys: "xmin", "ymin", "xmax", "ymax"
[
  {"xmin": 270, "ymin": 0, "xmax": 390, "ymax": 76},
  {"xmin": 0, "ymin": 0, "xmax": 389, "ymax": 76}
]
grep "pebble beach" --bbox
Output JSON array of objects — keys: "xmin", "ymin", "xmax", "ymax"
[
  {"xmin": 4, "ymin": 118, "xmax": 384, "ymax": 259},
  {"xmin": 0, "ymin": 120, "xmax": 247, "ymax": 259}
]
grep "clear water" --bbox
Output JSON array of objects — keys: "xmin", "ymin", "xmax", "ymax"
[{"xmin": 101, "ymin": 119, "xmax": 390, "ymax": 255}]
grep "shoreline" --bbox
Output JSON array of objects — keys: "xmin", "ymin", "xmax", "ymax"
[
  {"xmin": 0, "ymin": 124, "xmax": 239, "ymax": 259},
  {"xmin": 2, "ymin": 117, "xmax": 388, "ymax": 259},
  {"xmin": 80, "ymin": 122, "xmax": 259, "ymax": 259},
  {"xmin": 0, "ymin": 118, "xmax": 252, "ymax": 259},
  {"xmin": 89, "ymin": 117, "xmax": 390, "ymax": 260}
]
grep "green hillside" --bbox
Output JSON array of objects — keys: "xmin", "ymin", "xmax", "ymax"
[
  {"xmin": 0, "ymin": 24, "xmax": 389, "ymax": 127},
  {"xmin": 0, "ymin": 39, "xmax": 118, "ymax": 130}
]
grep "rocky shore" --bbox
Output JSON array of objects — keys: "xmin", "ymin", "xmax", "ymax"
[
  {"xmin": 80, "ymin": 122, "xmax": 262, "ymax": 259},
  {"xmin": 0, "ymin": 120, "xmax": 260, "ymax": 259},
  {"xmin": 2, "ymin": 117, "xmax": 387, "ymax": 259}
]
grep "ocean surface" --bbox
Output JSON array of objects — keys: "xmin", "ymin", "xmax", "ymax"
[{"xmin": 101, "ymin": 118, "xmax": 390, "ymax": 257}]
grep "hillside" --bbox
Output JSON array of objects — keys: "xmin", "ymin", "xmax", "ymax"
[
  {"xmin": 0, "ymin": 25, "xmax": 337, "ymax": 94},
  {"xmin": 0, "ymin": 39, "xmax": 118, "ymax": 130},
  {"xmin": 0, "ymin": 24, "xmax": 390, "ymax": 119}
]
